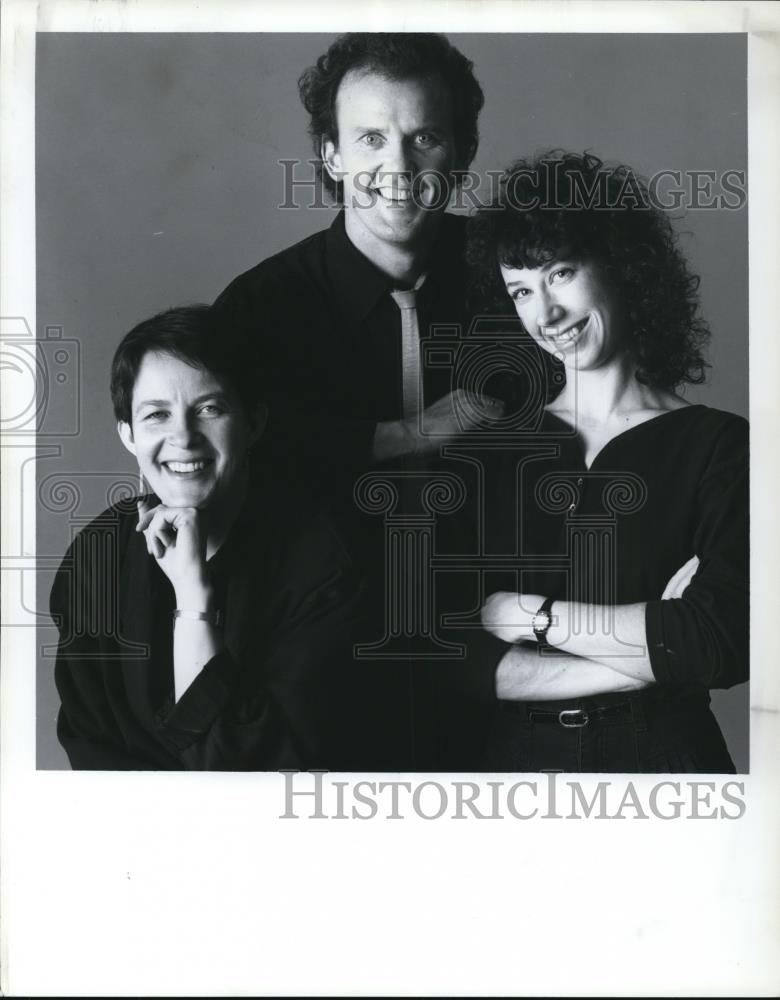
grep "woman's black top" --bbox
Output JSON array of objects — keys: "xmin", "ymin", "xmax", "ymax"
[
  {"xmin": 51, "ymin": 489, "xmax": 376, "ymax": 771},
  {"xmin": 483, "ymin": 404, "xmax": 748, "ymax": 692}
]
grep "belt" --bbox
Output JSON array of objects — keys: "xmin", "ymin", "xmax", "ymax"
[
  {"xmin": 500, "ymin": 699, "xmax": 634, "ymax": 728},
  {"xmin": 499, "ymin": 687, "xmax": 709, "ymax": 729}
]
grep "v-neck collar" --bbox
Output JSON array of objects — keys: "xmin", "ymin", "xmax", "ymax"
[{"xmin": 543, "ymin": 404, "xmax": 706, "ymax": 471}]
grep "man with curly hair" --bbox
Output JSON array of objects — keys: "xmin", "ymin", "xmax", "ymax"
[
  {"xmin": 213, "ymin": 33, "xmax": 497, "ymax": 769},
  {"xmin": 215, "ymin": 32, "xmax": 494, "ymax": 482}
]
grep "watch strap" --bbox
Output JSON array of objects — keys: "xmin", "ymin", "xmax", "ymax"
[{"xmin": 532, "ymin": 596, "xmax": 556, "ymax": 647}]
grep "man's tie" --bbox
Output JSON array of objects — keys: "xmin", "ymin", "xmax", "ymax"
[{"xmin": 390, "ymin": 274, "xmax": 427, "ymax": 424}]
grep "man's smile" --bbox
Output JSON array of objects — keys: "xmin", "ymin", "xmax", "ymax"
[{"xmin": 375, "ymin": 187, "xmax": 414, "ymax": 205}]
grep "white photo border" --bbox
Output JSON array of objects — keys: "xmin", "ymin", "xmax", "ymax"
[{"xmin": 2, "ymin": 1, "xmax": 779, "ymax": 996}]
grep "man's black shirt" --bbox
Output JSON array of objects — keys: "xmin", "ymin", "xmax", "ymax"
[
  {"xmin": 213, "ymin": 210, "xmax": 504, "ymax": 769},
  {"xmin": 213, "ymin": 210, "xmax": 472, "ymax": 490}
]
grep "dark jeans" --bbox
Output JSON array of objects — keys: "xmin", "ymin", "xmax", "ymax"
[{"xmin": 483, "ymin": 687, "xmax": 736, "ymax": 774}]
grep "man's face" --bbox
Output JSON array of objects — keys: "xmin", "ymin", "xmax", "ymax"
[
  {"xmin": 323, "ymin": 69, "xmax": 456, "ymax": 255},
  {"xmin": 117, "ymin": 351, "xmax": 262, "ymax": 512}
]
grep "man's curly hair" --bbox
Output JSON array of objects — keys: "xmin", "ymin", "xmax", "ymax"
[
  {"xmin": 466, "ymin": 151, "xmax": 711, "ymax": 391},
  {"xmin": 298, "ymin": 33, "xmax": 484, "ymax": 203}
]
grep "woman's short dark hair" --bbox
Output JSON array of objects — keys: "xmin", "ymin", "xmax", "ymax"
[
  {"xmin": 466, "ymin": 151, "xmax": 711, "ymax": 391},
  {"xmin": 110, "ymin": 305, "xmax": 261, "ymax": 424},
  {"xmin": 299, "ymin": 32, "xmax": 484, "ymax": 202}
]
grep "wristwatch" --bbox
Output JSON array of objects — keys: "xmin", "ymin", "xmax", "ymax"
[{"xmin": 531, "ymin": 596, "xmax": 556, "ymax": 647}]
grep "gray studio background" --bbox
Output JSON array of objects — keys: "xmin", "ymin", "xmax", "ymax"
[{"xmin": 35, "ymin": 33, "xmax": 748, "ymax": 769}]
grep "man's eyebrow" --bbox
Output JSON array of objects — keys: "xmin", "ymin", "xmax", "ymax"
[
  {"xmin": 135, "ymin": 398, "xmax": 170, "ymax": 409},
  {"xmin": 191, "ymin": 392, "xmax": 228, "ymax": 404}
]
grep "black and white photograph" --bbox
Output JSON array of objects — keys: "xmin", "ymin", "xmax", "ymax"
[
  {"xmin": 35, "ymin": 29, "xmax": 750, "ymax": 774},
  {"xmin": 2, "ymin": 0, "xmax": 779, "ymax": 995}
]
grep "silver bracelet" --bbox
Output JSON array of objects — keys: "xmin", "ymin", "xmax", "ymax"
[{"xmin": 173, "ymin": 608, "xmax": 224, "ymax": 628}]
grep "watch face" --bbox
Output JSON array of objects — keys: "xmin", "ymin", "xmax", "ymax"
[{"xmin": 532, "ymin": 610, "xmax": 550, "ymax": 635}]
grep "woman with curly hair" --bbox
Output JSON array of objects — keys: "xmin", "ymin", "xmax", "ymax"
[{"xmin": 467, "ymin": 151, "xmax": 748, "ymax": 773}]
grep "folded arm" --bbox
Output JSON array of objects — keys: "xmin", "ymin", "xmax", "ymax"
[
  {"xmin": 495, "ymin": 642, "xmax": 652, "ymax": 701},
  {"xmin": 482, "ymin": 556, "xmax": 701, "ymax": 699},
  {"xmin": 483, "ymin": 414, "xmax": 748, "ymax": 699}
]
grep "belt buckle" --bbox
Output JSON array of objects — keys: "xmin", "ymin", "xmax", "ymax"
[{"xmin": 559, "ymin": 709, "xmax": 589, "ymax": 728}]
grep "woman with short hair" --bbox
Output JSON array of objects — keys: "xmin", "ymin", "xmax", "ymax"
[{"xmin": 52, "ymin": 305, "xmax": 368, "ymax": 770}]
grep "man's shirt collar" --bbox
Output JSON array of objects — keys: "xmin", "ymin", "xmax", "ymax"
[
  {"xmin": 325, "ymin": 209, "xmax": 465, "ymax": 324},
  {"xmin": 325, "ymin": 211, "xmax": 394, "ymax": 323}
]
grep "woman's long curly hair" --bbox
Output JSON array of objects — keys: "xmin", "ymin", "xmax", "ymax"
[{"xmin": 466, "ymin": 151, "xmax": 711, "ymax": 391}]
